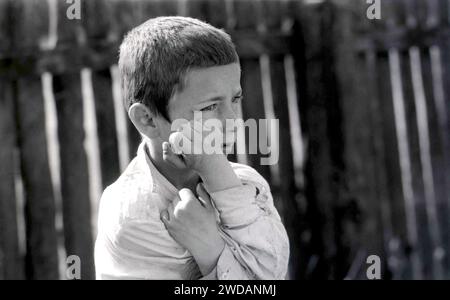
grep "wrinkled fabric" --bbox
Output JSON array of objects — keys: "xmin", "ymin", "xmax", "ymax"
[{"xmin": 94, "ymin": 141, "xmax": 290, "ymax": 280}]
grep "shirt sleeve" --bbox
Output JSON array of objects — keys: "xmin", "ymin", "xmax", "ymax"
[{"xmin": 207, "ymin": 169, "xmax": 290, "ymax": 280}]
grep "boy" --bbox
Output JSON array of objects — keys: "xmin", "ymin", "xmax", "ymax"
[{"xmin": 94, "ymin": 16, "xmax": 289, "ymax": 280}]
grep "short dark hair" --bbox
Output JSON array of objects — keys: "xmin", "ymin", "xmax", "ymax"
[{"xmin": 119, "ymin": 16, "xmax": 239, "ymax": 121}]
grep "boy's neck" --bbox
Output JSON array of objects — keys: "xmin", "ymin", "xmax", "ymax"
[{"xmin": 144, "ymin": 140, "xmax": 200, "ymax": 192}]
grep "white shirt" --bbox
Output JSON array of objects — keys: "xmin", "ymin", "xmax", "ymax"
[{"xmin": 94, "ymin": 142, "xmax": 290, "ymax": 279}]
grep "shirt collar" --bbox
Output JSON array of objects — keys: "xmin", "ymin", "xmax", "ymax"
[{"xmin": 136, "ymin": 141, "xmax": 179, "ymax": 196}]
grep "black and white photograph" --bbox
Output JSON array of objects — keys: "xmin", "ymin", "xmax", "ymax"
[{"xmin": 0, "ymin": 0, "xmax": 449, "ymax": 285}]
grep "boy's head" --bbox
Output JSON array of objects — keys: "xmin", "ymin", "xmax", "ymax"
[{"xmin": 119, "ymin": 16, "xmax": 242, "ymax": 146}]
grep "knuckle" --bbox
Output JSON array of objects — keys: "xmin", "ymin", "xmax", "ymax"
[{"xmin": 179, "ymin": 188, "xmax": 194, "ymax": 200}]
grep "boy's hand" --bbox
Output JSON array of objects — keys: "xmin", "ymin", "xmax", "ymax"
[
  {"xmin": 163, "ymin": 118, "xmax": 229, "ymax": 173},
  {"xmin": 160, "ymin": 183, "xmax": 225, "ymax": 276},
  {"xmin": 162, "ymin": 140, "xmax": 226, "ymax": 174}
]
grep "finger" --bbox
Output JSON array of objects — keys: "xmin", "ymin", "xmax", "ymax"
[
  {"xmin": 160, "ymin": 210, "xmax": 170, "ymax": 227},
  {"xmin": 171, "ymin": 194, "xmax": 181, "ymax": 207},
  {"xmin": 162, "ymin": 142, "xmax": 186, "ymax": 169},
  {"xmin": 167, "ymin": 201, "xmax": 175, "ymax": 214},
  {"xmin": 196, "ymin": 182, "xmax": 213, "ymax": 209},
  {"xmin": 195, "ymin": 193, "xmax": 207, "ymax": 208}
]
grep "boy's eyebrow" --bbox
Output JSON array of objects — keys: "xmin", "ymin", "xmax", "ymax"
[{"xmin": 199, "ymin": 89, "xmax": 243, "ymax": 104}]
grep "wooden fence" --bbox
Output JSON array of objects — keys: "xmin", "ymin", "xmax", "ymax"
[{"xmin": 0, "ymin": 0, "xmax": 449, "ymax": 280}]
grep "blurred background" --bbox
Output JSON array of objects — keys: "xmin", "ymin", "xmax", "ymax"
[{"xmin": 0, "ymin": 0, "xmax": 449, "ymax": 280}]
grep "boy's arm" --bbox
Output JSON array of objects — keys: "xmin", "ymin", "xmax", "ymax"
[{"xmin": 196, "ymin": 156, "xmax": 290, "ymax": 280}]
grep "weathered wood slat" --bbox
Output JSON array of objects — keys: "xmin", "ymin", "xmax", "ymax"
[
  {"xmin": 0, "ymin": 79, "xmax": 24, "ymax": 279},
  {"xmin": 269, "ymin": 56, "xmax": 304, "ymax": 279},
  {"xmin": 289, "ymin": 2, "xmax": 330, "ymax": 279},
  {"xmin": 53, "ymin": 73, "xmax": 94, "ymax": 280},
  {"xmin": 91, "ymin": 69, "xmax": 121, "ymax": 189},
  {"xmin": 333, "ymin": 0, "xmax": 388, "ymax": 279},
  {"xmin": 375, "ymin": 54, "xmax": 412, "ymax": 279},
  {"xmin": 240, "ymin": 58, "xmax": 272, "ymax": 183},
  {"xmin": 16, "ymin": 75, "xmax": 59, "ymax": 279},
  {"xmin": 403, "ymin": 48, "xmax": 434, "ymax": 279},
  {"xmin": 365, "ymin": 50, "xmax": 396, "ymax": 279},
  {"xmin": 420, "ymin": 47, "xmax": 448, "ymax": 276},
  {"xmin": 434, "ymin": 38, "xmax": 450, "ymax": 276}
]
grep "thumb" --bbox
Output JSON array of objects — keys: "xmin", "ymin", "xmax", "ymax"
[
  {"xmin": 196, "ymin": 182, "xmax": 212, "ymax": 209},
  {"xmin": 178, "ymin": 188, "xmax": 196, "ymax": 203}
]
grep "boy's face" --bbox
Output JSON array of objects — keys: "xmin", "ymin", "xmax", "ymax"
[{"xmin": 156, "ymin": 63, "xmax": 243, "ymax": 147}]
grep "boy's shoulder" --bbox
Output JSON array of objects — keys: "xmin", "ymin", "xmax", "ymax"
[{"xmin": 99, "ymin": 156, "xmax": 158, "ymax": 225}]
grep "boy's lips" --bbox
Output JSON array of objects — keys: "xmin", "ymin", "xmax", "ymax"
[{"xmin": 222, "ymin": 143, "xmax": 234, "ymax": 153}]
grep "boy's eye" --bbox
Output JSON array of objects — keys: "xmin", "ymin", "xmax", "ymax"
[
  {"xmin": 232, "ymin": 95, "xmax": 243, "ymax": 103},
  {"xmin": 200, "ymin": 103, "xmax": 218, "ymax": 112}
]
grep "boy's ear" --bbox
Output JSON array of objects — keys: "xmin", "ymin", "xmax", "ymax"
[{"xmin": 128, "ymin": 103, "xmax": 160, "ymax": 139}]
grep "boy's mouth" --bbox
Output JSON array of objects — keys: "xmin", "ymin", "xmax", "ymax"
[{"xmin": 222, "ymin": 142, "xmax": 234, "ymax": 153}]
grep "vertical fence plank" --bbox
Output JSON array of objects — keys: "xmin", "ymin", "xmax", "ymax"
[
  {"xmin": 410, "ymin": 47, "xmax": 445, "ymax": 278},
  {"xmin": 374, "ymin": 53, "xmax": 412, "ymax": 279},
  {"xmin": 91, "ymin": 69, "xmax": 121, "ymax": 189},
  {"xmin": 240, "ymin": 58, "xmax": 272, "ymax": 183},
  {"xmin": 15, "ymin": 76, "xmax": 59, "ymax": 279},
  {"xmin": 53, "ymin": 73, "xmax": 94, "ymax": 280},
  {"xmin": 10, "ymin": 0, "xmax": 60, "ymax": 280},
  {"xmin": 402, "ymin": 49, "xmax": 433, "ymax": 279},
  {"xmin": 430, "ymin": 41, "xmax": 450, "ymax": 276},
  {"xmin": 442, "ymin": 0, "xmax": 450, "ymax": 276},
  {"xmin": 0, "ymin": 80, "xmax": 24, "ymax": 279},
  {"xmin": 52, "ymin": 0, "xmax": 95, "ymax": 280},
  {"xmin": 269, "ymin": 56, "xmax": 305, "ymax": 279},
  {"xmin": 332, "ymin": 0, "xmax": 393, "ymax": 280},
  {"xmin": 295, "ymin": 1, "xmax": 345, "ymax": 278},
  {"xmin": 366, "ymin": 50, "xmax": 399, "ymax": 279},
  {"xmin": 421, "ymin": 46, "xmax": 449, "ymax": 275}
]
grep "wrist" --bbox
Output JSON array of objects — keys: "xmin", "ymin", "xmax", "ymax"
[
  {"xmin": 194, "ymin": 154, "xmax": 228, "ymax": 175},
  {"xmin": 197, "ymin": 156, "xmax": 242, "ymax": 193},
  {"xmin": 191, "ymin": 234, "xmax": 225, "ymax": 276}
]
